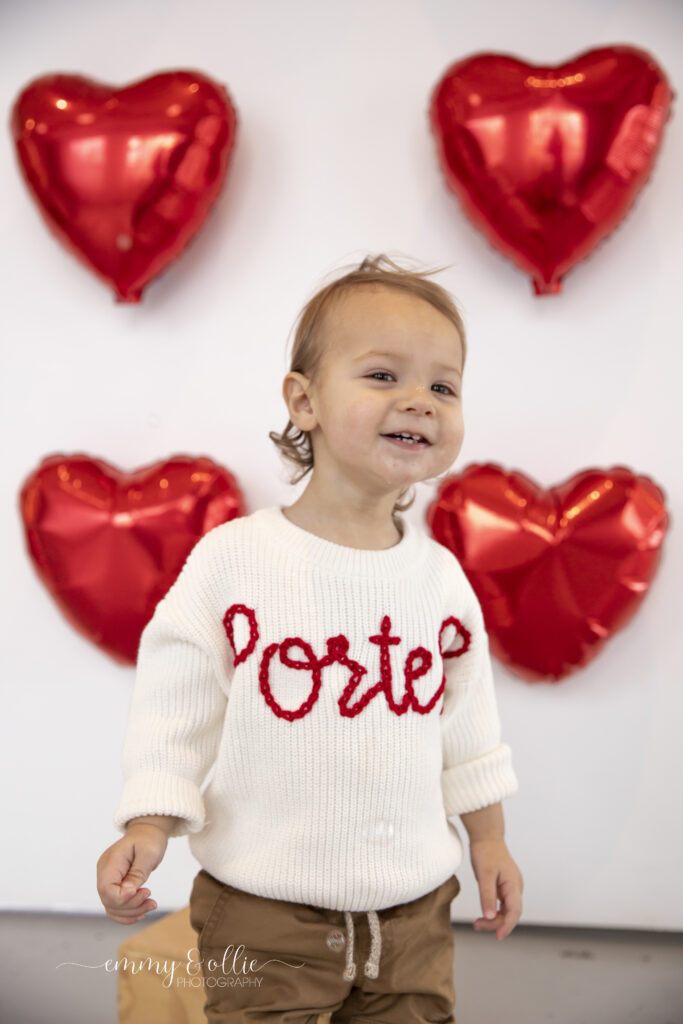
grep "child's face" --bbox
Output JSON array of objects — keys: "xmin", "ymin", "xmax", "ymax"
[{"xmin": 296, "ymin": 285, "xmax": 465, "ymax": 498}]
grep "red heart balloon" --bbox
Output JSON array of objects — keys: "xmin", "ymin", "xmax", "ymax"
[
  {"xmin": 11, "ymin": 70, "xmax": 237, "ymax": 302},
  {"xmin": 19, "ymin": 453, "xmax": 245, "ymax": 664},
  {"xmin": 430, "ymin": 46, "xmax": 674, "ymax": 294},
  {"xmin": 426, "ymin": 464, "xmax": 668, "ymax": 682}
]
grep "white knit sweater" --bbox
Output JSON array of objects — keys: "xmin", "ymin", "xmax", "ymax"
[{"xmin": 114, "ymin": 505, "xmax": 518, "ymax": 911}]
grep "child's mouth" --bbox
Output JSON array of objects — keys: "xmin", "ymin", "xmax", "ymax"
[{"xmin": 381, "ymin": 433, "xmax": 431, "ymax": 449}]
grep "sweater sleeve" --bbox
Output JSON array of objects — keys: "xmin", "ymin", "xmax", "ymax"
[
  {"xmin": 440, "ymin": 566, "xmax": 518, "ymax": 817},
  {"xmin": 113, "ymin": 535, "xmax": 230, "ymax": 838}
]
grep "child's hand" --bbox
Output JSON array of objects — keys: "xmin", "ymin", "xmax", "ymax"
[
  {"xmin": 469, "ymin": 838, "xmax": 523, "ymax": 941},
  {"xmin": 96, "ymin": 822, "xmax": 168, "ymax": 924}
]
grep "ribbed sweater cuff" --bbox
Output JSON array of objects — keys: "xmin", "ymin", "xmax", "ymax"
[
  {"xmin": 113, "ymin": 773, "xmax": 205, "ymax": 836},
  {"xmin": 441, "ymin": 744, "xmax": 518, "ymax": 816}
]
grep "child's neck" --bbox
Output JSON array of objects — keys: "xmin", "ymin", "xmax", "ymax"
[{"xmin": 281, "ymin": 493, "xmax": 403, "ymax": 551}]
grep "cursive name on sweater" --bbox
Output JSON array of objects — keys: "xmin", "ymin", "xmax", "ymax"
[{"xmin": 222, "ymin": 605, "xmax": 471, "ymax": 721}]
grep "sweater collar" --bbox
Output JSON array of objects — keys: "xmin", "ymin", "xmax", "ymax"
[{"xmin": 257, "ymin": 505, "xmax": 422, "ymax": 578}]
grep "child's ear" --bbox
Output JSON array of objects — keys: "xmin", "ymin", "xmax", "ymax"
[{"xmin": 283, "ymin": 372, "xmax": 316, "ymax": 430}]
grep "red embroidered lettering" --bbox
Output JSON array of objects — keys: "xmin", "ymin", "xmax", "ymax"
[
  {"xmin": 332, "ymin": 634, "xmax": 374, "ymax": 718},
  {"xmin": 223, "ymin": 606, "xmax": 472, "ymax": 721},
  {"xmin": 223, "ymin": 604, "xmax": 259, "ymax": 666},
  {"xmin": 365, "ymin": 616, "xmax": 410, "ymax": 715},
  {"xmin": 439, "ymin": 616, "xmax": 471, "ymax": 659},
  {"xmin": 404, "ymin": 647, "xmax": 442, "ymax": 714},
  {"xmin": 259, "ymin": 638, "xmax": 323, "ymax": 721}
]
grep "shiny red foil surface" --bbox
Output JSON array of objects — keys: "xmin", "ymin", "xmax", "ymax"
[
  {"xmin": 20, "ymin": 454, "xmax": 245, "ymax": 664},
  {"xmin": 11, "ymin": 70, "xmax": 237, "ymax": 301},
  {"xmin": 430, "ymin": 46, "xmax": 673, "ymax": 294},
  {"xmin": 427, "ymin": 463, "xmax": 668, "ymax": 682}
]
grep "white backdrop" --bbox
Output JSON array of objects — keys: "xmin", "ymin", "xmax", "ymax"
[{"xmin": 1, "ymin": 0, "xmax": 681, "ymax": 930}]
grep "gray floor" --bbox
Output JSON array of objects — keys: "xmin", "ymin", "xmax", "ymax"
[{"xmin": 1, "ymin": 911, "xmax": 682, "ymax": 1024}]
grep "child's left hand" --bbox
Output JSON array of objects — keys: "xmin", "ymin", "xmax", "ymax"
[{"xmin": 469, "ymin": 838, "xmax": 523, "ymax": 940}]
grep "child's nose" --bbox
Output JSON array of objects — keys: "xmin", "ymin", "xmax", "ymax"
[{"xmin": 398, "ymin": 384, "xmax": 435, "ymax": 412}]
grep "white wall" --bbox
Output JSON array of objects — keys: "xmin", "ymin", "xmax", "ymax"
[{"xmin": 1, "ymin": 0, "xmax": 681, "ymax": 930}]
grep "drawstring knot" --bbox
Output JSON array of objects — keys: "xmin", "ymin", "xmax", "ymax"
[{"xmin": 342, "ymin": 910, "xmax": 382, "ymax": 981}]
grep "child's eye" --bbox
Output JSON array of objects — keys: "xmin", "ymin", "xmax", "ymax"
[{"xmin": 366, "ymin": 373, "xmax": 457, "ymax": 396}]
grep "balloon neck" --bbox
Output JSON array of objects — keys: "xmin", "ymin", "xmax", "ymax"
[{"xmin": 533, "ymin": 278, "xmax": 562, "ymax": 296}]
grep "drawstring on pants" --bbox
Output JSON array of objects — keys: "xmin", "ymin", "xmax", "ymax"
[{"xmin": 342, "ymin": 910, "xmax": 382, "ymax": 981}]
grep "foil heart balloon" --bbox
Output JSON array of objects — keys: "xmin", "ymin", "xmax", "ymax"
[
  {"xmin": 11, "ymin": 70, "xmax": 237, "ymax": 302},
  {"xmin": 19, "ymin": 454, "xmax": 245, "ymax": 664},
  {"xmin": 426, "ymin": 464, "xmax": 668, "ymax": 682},
  {"xmin": 430, "ymin": 47, "xmax": 674, "ymax": 294}
]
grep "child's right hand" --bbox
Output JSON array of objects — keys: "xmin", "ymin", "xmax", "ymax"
[{"xmin": 96, "ymin": 818, "xmax": 176, "ymax": 924}]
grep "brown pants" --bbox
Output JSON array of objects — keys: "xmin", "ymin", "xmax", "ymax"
[{"xmin": 189, "ymin": 867, "xmax": 461, "ymax": 1023}]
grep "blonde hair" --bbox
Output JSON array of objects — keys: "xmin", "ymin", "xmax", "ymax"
[{"xmin": 269, "ymin": 253, "xmax": 467, "ymax": 517}]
